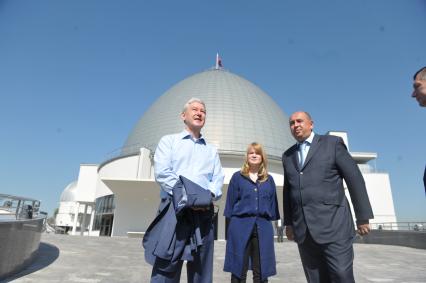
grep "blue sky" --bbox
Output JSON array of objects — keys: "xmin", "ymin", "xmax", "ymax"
[{"xmin": 0, "ymin": 0, "xmax": 425, "ymax": 221}]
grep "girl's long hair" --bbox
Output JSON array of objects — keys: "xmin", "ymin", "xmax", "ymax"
[{"xmin": 241, "ymin": 142, "xmax": 268, "ymax": 183}]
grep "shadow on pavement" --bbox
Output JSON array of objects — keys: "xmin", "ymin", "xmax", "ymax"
[{"xmin": 2, "ymin": 242, "xmax": 60, "ymax": 283}]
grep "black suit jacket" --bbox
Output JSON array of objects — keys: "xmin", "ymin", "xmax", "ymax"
[{"xmin": 282, "ymin": 134, "xmax": 374, "ymax": 244}]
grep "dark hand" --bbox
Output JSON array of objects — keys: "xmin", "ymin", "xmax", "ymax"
[
  {"xmin": 357, "ymin": 223, "xmax": 371, "ymax": 235},
  {"xmin": 285, "ymin": 226, "xmax": 294, "ymax": 241}
]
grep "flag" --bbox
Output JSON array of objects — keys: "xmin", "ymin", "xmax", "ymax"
[{"xmin": 216, "ymin": 53, "xmax": 223, "ymax": 69}]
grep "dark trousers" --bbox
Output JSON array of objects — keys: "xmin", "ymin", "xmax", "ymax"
[
  {"xmin": 150, "ymin": 209, "xmax": 214, "ymax": 283},
  {"xmin": 231, "ymin": 225, "xmax": 267, "ymax": 283},
  {"xmin": 298, "ymin": 231, "xmax": 355, "ymax": 283}
]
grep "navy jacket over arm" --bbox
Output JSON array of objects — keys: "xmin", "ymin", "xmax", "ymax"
[
  {"xmin": 173, "ymin": 175, "xmax": 212, "ymax": 215},
  {"xmin": 143, "ymin": 176, "xmax": 212, "ymax": 272}
]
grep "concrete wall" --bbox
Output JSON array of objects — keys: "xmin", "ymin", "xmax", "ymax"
[
  {"xmin": 99, "ymin": 155, "xmax": 140, "ymax": 180},
  {"xmin": 102, "ymin": 179, "xmax": 160, "ymax": 237},
  {"xmin": 363, "ymin": 173, "xmax": 397, "ymax": 223},
  {"xmin": 0, "ymin": 217, "xmax": 45, "ymax": 280},
  {"xmin": 56, "ymin": 201, "xmax": 93, "ymax": 227},
  {"xmin": 356, "ymin": 230, "xmax": 426, "ymax": 249},
  {"xmin": 344, "ymin": 172, "xmax": 397, "ymax": 226},
  {"xmin": 75, "ymin": 165, "xmax": 98, "ymax": 202}
]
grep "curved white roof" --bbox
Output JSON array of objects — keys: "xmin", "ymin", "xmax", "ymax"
[
  {"xmin": 60, "ymin": 181, "xmax": 78, "ymax": 202},
  {"xmin": 122, "ymin": 68, "xmax": 294, "ymax": 159}
]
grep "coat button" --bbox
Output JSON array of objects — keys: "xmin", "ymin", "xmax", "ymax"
[
  {"xmin": 300, "ymin": 172, "xmax": 303, "ymax": 175},
  {"xmin": 254, "ymin": 188, "xmax": 257, "ymax": 192}
]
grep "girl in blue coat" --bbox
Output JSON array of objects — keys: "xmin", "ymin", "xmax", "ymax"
[{"xmin": 224, "ymin": 142, "xmax": 280, "ymax": 283}]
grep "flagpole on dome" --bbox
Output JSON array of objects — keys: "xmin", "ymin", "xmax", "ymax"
[{"xmin": 215, "ymin": 53, "xmax": 223, "ymax": 70}]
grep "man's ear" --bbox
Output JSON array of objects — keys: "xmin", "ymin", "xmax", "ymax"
[{"xmin": 180, "ymin": 112, "xmax": 186, "ymax": 124}]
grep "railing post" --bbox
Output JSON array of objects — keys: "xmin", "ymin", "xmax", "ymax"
[{"xmin": 15, "ymin": 200, "xmax": 21, "ymax": 219}]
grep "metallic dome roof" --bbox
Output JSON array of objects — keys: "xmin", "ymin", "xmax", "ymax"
[
  {"xmin": 60, "ymin": 181, "xmax": 78, "ymax": 202},
  {"xmin": 122, "ymin": 68, "xmax": 294, "ymax": 159}
]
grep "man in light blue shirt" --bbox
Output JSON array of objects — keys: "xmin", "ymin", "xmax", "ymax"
[{"xmin": 150, "ymin": 97, "xmax": 224, "ymax": 283}]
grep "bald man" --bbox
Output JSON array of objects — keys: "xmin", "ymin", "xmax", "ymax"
[
  {"xmin": 412, "ymin": 67, "xmax": 426, "ymax": 193},
  {"xmin": 282, "ymin": 111, "xmax": 374, "ymax": 283},
  {"xmin": 412, "ymin": 66, "xmax": 426, "ymax": 107}
]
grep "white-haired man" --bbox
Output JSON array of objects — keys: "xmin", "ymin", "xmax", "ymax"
[{"xmin": 144, "ymin": 98, "xmax": 224, "ymax": 283}]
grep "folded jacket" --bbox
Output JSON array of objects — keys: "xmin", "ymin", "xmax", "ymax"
[
  {"xmin": 172, "ymin": 175, "xmax": 212, "ymax": 215},
  {"xmin": 143, "ymin": 184, "xmax": 211, "ymax": 273}
]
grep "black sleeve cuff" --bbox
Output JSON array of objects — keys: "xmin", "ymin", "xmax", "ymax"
[{"xmin": 356, "ymin": 219, "xmax": 370, "ymax": 225}]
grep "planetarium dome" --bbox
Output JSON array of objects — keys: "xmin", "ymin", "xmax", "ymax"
[
  {"xmin": 122, "ymin": 68, "xmax": 294, "ymax": 159},
  {"xmin": 60, "ymin": 181, "xmax": 78, "ymax": 202}
]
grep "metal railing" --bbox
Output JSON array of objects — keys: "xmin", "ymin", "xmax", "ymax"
[
  {"xmin": 0, "ymin": 193, "xmax": 42, "ymax": 220},
  {"xmin": 371, "ymin": 222, "xmax": 426, "ymax": 232}
]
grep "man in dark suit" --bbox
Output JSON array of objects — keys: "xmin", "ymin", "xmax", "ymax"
[
  {"xmin": 412, "ymin": 66, "xmax": 426, "ymax": 107},
  {"xmin": 411, "ymin": 66, "xmax": 426, "ymax": 193},
  {"xmin": 282, "ymin": 111, "xmax": 374, "ymax": 283}
]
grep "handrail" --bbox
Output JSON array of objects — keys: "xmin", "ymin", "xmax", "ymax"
[
  {"xmin": 371, "ymin": 222, "xmax": 426, "ymax": 231},
  {"xmin": 0, "ymin": 194, "xmax": 42, "ymax": 220}
]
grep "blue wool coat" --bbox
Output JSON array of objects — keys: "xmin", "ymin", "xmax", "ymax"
[{"xmin": 223, "ymin": 172, "xmax": 280, "ymax": 280}]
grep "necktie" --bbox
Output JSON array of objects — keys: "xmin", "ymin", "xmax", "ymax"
[{"xmin": 299, "ymin": 141, "xmax": 307, "ymax": 168}]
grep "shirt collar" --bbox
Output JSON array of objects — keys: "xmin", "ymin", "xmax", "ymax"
[
  {"xmin": 299, "ymin": 131, "xmax": 315, "ymax": 145},
  {"xmin": 179, "ymin": 129, "xmax": 206, "ymax": 144}
]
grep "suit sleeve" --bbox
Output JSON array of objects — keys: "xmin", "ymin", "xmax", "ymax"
[
  {"xmin": 335, "ymin": 138, "xmax": 374, "ymax": 222},
  {"xmin": 282, "ymin": 156, "xmax": 293, "ymax": 226}
]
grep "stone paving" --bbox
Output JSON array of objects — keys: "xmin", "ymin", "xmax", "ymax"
[{"xmin": 3, "ymin": 233, "xmax": 426, "ymax": 283}]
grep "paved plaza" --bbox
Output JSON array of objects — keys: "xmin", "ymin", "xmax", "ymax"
[{"xmin": 3, "ymin": 233, "xmax": 426, "ymax": 283}]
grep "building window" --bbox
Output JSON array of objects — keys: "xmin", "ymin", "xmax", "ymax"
[{"xmin": 93, "ymin": 194, "xmax": 115, "ymax": 233}]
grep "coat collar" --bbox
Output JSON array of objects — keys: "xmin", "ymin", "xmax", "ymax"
[
  {"xmin": 179, "ymin": 129, "xmax": 206, "ymax": 144},
  {"xmin": 300, "ymin": 134, "xmax": 321, "ymax": 170},
  {"xmin": 290, "ymin": 134, "xmax": 321, "ymax": 171}
]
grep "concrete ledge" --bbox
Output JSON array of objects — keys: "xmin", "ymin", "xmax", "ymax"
[
  {"xmin": 127, "ymin": 231, "xmax": 145, "ymax": 238},
  {"xmin": 0, "ymin": 217, "xmax": 45, "ymax": 280},
  {"xmin": 356, "ymin": 230, "xmax": 426, "ymax": 249}
]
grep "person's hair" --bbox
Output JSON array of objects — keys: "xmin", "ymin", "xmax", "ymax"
[
  {"xmin": 241, "ymin": 142, "xmax": 269, "ymax": 183},
  {"xmin": 182, "ymin": 98, "xmax": 206, "ymax": 114},
  {"xmin": 413, "ymin": 67, "xmax": 426, "ymax": 80}
]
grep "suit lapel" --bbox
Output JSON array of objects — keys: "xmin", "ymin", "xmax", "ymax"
[
  {"xmin": 289, "ymin": 145, "xmax": 300, "ymax": 172},
  {"xmin": 301, "ymin": 134, "xmax": 321, "ymax": 170}
]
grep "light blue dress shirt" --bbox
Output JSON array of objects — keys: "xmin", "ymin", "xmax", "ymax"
[
  {"xmin": 154, "ymin": 130, "xmax": 224, "ymax": 200},
  {"xmin": 298, "ymin": 131, "xmax": 315, "ymax": 166}
]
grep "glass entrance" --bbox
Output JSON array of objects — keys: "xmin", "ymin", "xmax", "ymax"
[{"xmin": 100, "ymin": 214, "xmax": 113, "ymax": 236}]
